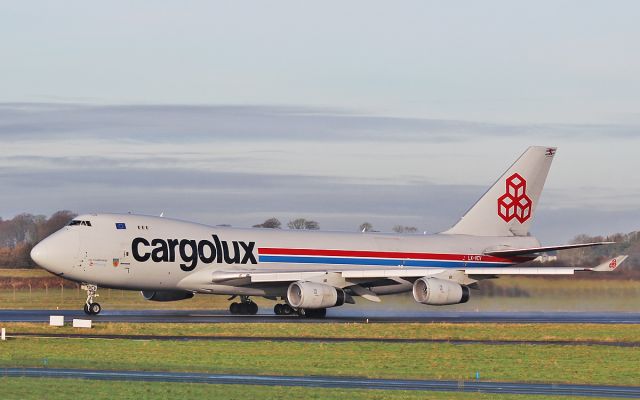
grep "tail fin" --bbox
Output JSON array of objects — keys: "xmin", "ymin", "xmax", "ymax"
[{"xmin": 443, "ymin": 146, "xmax": 556, "ymax": 237}]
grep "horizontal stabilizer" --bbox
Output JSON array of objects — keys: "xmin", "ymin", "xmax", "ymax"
[
  {"xmin": 484, "ymin": 242, "xmax": 614, "ymax": 257},
  {"xmin": 591, "ymin": 255, "xmax": 628, "ymax": 272},
  {"xmin": 466, "ymin": 255, "xmax": 628, "ymax": 275}
]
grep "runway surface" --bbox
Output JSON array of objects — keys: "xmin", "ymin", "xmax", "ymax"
[
  {"xmin": 3, "ymin": 368, "xmax": 639, "ymax": 398},
  {"xmin": 1, "ymin": 309, "xmax": 640, "ymax": 323}
]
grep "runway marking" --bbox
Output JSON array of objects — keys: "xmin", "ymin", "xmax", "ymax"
[{"xmin": 2, "ymin": 368, "xmax": 640, "ymax": 398}]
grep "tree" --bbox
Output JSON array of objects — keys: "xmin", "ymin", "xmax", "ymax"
[
  {"xmin": 392, "ymin": 225, "xmax": 418, "ymax": 234},
  {"xmin": 287, "ymin": 218, "xmax": 320, "ymax": 230},
  {"xmin": 0, "ymin": 210, "xmax": 76, "ymax": 268},
  {"xmin": 252, "ymin": 218, "xmax": 282, "ymax": 229},
  {"xmin": 36, "ymin": 210, "xmax": 76, "ymax": 242},
  {"xmin": 359, "ymin": 222, "xmax": 374, "ymax": 232}
]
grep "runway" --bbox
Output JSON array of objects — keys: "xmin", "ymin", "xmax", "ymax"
[
  {"xmin": 1, "ymin": 309, "xmax": 640, "ymax": 324},
  {"xmin": 3, "ymin": 368, "xmax": 639, "ymax": 398}
]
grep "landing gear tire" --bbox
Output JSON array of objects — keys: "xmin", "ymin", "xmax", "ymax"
[
  {"xmin": 229, "ymin": 300, "xmax": 258, "ymax": 315},
  {"xmin": 274, "ymin": 303, "xmax": 294, "ymax": 315},
  {"xmin": 83, "ymin": 302, "xmax": 101, "ymax": 315}
]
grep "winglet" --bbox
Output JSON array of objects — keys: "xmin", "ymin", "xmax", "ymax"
[{"xmin": 590, "ymin": 255, "xmax": 628, "ymax": 272}]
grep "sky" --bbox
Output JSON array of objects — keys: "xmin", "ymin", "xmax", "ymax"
[{"xmin": 1, "ymin": 1, "xmax": 638, "ymax": 243}]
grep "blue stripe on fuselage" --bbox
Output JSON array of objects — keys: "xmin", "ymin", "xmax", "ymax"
[{"xmin": 258, "ymin": 255, "xmax": 513, "ymax": 268}]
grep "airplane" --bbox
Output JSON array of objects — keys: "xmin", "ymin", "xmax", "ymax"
[{"xmin": 30, "ymin": 146, "xmax": 627, "ymax": 318}]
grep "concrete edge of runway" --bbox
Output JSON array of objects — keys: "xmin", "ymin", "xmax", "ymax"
[
  {"xmin": 2, "ymin": 368, "xmax": 640, "ymax": 398},
  {"xmin": 7, "ymin": 332, "xmax": 640, "ymax": 347}
]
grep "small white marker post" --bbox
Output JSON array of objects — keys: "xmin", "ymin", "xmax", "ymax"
[
  {"xmin": 1, "ymin": 328, "xmax": 6, "ymax": 341},
  {"xmin": 73, "ymin": 319, "xmax": 92, "ymax": 329}
]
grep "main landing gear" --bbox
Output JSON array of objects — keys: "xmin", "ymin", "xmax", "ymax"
[
  {"xmin": 273, "ymin": 303, "xmax": 327, "ymax": 318},
  {"xmin": 297, "ymin": 308, "xmax": 327, "ymax": 319},
  {"xmin": 229, "ymin": 296, "xmax": 258, "ymax": 315},
  {"xmin": 81, "ymin": 284, "xmax": 102, "ymax": 315},
  {"xmin": 273, "ymin": 303, "xmax": 294, "ymax": 315}
]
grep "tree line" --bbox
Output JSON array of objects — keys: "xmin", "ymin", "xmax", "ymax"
[
  {"xmin": 252, "ymin": 218, "xmax": 418, "ymax": 234},
  {"xmin": 0, "ymin": 211, "xmax": 77, "ymax": 268}
]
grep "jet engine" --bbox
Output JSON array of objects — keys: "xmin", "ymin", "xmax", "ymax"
[
  {"xmin": 287, "ymin": 281, "xmax": 348, "ymax": 309},
  {"xmin": 412, "ymin": 278, "xmax": 469, "ymax": 305},
  {"xmin": 141, "ymin": 290, "xmax": 194, "ymax": 302}
]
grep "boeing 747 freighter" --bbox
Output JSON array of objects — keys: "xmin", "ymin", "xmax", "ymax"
[{"xmin": 30, "ymin": 146, "xmax": 627, "ymax": 317}]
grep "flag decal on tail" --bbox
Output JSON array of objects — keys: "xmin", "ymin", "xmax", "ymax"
[{"xmin": 497, "ymin": 173, "xmax": 532, "ymax": 223}]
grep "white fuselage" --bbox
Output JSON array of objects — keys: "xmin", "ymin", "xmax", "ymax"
[{"xmin": 32, "ymin": 213, "xmax": 540, "ymax": 296}]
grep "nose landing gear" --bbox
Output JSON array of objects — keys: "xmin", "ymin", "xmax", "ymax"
[{"xmin": 81, "ymin": 284, "xmax": 102, "ymax": 315}]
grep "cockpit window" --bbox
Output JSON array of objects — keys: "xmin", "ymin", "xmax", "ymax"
[{"xmin": 69, "ymin": 220, "xmax": 92, "ymax": 227}]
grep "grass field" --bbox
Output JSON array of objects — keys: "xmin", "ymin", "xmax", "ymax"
[
  {"xmin": 1, "ymin": 321, "xmax": 638, "ymax": 399},
  {"xmin": 3, "ymin": 321, "xmax": 640, "ymax": 343},
  {"xmin": 0, "ymin": 377, "xmax": 605, "ymax": 400},
  {"xmin": 0, "ymin": 269, "xmax": 52, "ymax": 278},
  {"xmin": 1, "ymin": 336, "xmax": 638, "ymax": 385}
]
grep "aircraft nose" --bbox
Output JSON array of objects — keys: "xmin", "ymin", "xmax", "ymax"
[{"xmin": 30, "ymin": 229, "xmax": 79, "ymax": 274}]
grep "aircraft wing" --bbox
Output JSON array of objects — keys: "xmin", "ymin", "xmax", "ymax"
[
  {"xmin": 483, "ymin": 242, "xmax": 615, "ymax": 257},
  {"xmin": 177, "ymin": 255, "xmax": 627, "ymax": 293}
]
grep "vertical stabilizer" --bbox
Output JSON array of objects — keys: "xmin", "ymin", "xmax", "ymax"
[{"xmin": 443, "ymin": 146, "xmax": 556, "ymax": 237}]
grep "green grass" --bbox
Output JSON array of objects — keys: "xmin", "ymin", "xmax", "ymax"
[
  {"xmin": 1, "ymin": 337, "xmax": 639, "ymax": 386},
  {"xmin": 0, "ymin": 377, "xmax": 604, "ymax": 400},
  {"xmin": 4, "ymin": 321, "xmax": 640, "ymax": 343},
  {"xmin": 0, "ymin": 268, "xmax": 53, "ymax": 278}
]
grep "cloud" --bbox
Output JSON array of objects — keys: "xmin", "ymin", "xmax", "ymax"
[
  {"xmin": 1, "ymin": 103, "xmax": 638, "ymax": 143},
  {"xmin": 1, "ymin": 102, "xmax": 638, "ymax": 244}
]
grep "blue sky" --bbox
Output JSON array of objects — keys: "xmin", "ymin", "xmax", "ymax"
[{"xmin": 1, "ymin": 1, "xmax": 638, "ymax": 243}]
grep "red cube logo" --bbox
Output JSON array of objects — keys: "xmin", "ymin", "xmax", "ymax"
[{"xmin": 498, "ymin": 173, "xmax": 532, "ymax": 223}]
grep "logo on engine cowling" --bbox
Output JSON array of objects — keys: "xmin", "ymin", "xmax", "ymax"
[
  {"xmin": 132, "ymin": 234, "xmax": 257, "ymax": 271},
  {"xmin": 497, "ymin": 173, "xmax": 532, "ymax": 223}
]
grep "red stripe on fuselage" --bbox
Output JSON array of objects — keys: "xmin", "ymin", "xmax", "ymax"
[{"xmin": 258, "ymin": 247, "xmax": 522, "ymax": 263}]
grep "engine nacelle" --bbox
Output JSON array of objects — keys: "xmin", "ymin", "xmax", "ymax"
[
  {"xmin": 412, "ymin": 278, "xmax": 470, "ymax": 305},
  {"xmin": 287, "ymin": 281, "xmax": 347, "ymax": 309},
  {"xmin": 141, "ymin": 290, "xmax": 194, "ymax": 302}
]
